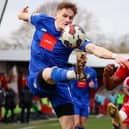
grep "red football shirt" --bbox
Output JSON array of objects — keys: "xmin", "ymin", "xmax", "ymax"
[{"xmin": 113, "ymin": 59, "xmax": 129, "ymax": 80}]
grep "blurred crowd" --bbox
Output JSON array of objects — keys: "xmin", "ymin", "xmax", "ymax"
[
  {"xmin": 0, "ymin": 67, "xmax": 126, "ymax": 124},
  {"xmin": 90, "ymin": 86, "xmax": 125, "ymax": 118},
  {"xmin": 0, "ymin": 72, "xmax": 55, "ymax": 124}
]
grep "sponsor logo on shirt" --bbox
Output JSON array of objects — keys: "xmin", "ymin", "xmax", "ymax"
[{"xmin": 39, "ymin": 32, "xmax": 57, "ymax": 51}]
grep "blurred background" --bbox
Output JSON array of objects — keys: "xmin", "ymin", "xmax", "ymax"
[{"xmin": 0, "ymin": 0, "xmax": 129, "ymax": 128}]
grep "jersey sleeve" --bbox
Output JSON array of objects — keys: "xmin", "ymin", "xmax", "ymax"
[
  {"xmin": 113, "ymin": 66, "xmax": 128, "ymax": 80},
  {"xmin": 91, "ymin": 69, "xmax": 98, "ymax": 89},
  {"xmin": 79, "ymin": 39, "xmax": 92, "ymax": 51},
  {"xmin": 123, "ymin": 76, "xmax": 129, "ymax": 88},
  {"xmin": 30, "ymin": 13, "xmax": 48, "ymax": 27},
  {"xmin": 86, "ymin": 67, "xmax": 98, "ymax": 89}
]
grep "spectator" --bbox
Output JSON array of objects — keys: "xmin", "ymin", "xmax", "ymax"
[
  {"xmin": 19, "ymin": 86, "xmax": 33, "ymax": 123},
  {"xmin": 40, "ymin": 98, "xmax": 53, "ymax": 115},
  {"xmin": 103, "ymin": 97, "xmax": 109, "ymax": 115},
  {"xmin": 108, "ymin": 91, "xmax": 117, "ymax": 105},
  {"xmin": 95, "ymin": 92, "xmax": 101, "ymax": 115},
  {"xmin": 31, "ymin": 97, "xmax": 42, "ymax": 118},
  {"xmin": 98, "ymin": 91, "xmax": 106, "ymax": 116},
  {"xmin": 3, "ymin": 86, "xmax": 16, "ymax": 123},
  {"xmin": 0, "ymin": 82, "xmax": 5, "ymax": 122},
  {"xmin": 117, "ymin": 89, "xmax": 124, "ymax": 110},
  {"xmin": 18, "ymin": 73, "xmax": 27, "ymax": 93}
]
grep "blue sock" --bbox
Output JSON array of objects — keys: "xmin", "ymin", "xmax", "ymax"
[{"xmin": 51, "ymin": 67, "xmax": 68, "ymax": 82}]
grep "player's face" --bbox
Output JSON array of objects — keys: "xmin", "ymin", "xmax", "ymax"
[{"xmin": 55, "ymin": 8, "xmax": 75, "ymax": 31}]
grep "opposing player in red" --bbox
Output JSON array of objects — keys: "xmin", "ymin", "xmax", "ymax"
[
  {"xmin": 121, "ymin": 77, "xmax": 129, "ymax": 129},
  {"xmin": 103, "ymin": 63, "xmax": 129, "ymax": 129}
]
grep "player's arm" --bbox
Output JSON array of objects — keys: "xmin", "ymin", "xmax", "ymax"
[
  {"xmin": 85, "ymin": 43, "xmax": 129, "ymax": 68},
  {"xmin": 89, "ymin": 79, "xmax": 98, "ymax": 89},
  {"xmin": 103, "ymin": 64, "xmax": 124, "ymax": 90},
  {"xmin": 92, "ymin": 76, "xmax": 98, "ymax": 89},
  {"xmin": 123, "ymin": 77, "xmax": 129, "ymax": 96},
  {"xmin": 88, "ymin": 69, "xmax": 98, "ymax": 89},
  {"xmin": 123, "ymin": 87, "xmax": 129, "ymax": 96},
  {"xmin": 91, "ymin": 71, "xmax": 98, "ymax": 89},
  {"xmin": 18, "ymin": 6, "xmax": 31, "ymax": 22}
]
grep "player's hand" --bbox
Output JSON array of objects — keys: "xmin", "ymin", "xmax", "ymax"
[
  {"xmin": 21, "ymin": 6, "xmax": 29, "ymax": 13},
  {"xmin": 18, "ymin": 6, "xmax": 29, "ymax": 21},
  {"xmin": 115, "ymin": 55, "xmax": 129, "ymax": 68},
  {"xmin": 89, "ymin": 80, "xmax": 94, "ymax": 88},
  {"xmin": 103, "ymin": 64, "xmax": 115, "ymax": 76}
]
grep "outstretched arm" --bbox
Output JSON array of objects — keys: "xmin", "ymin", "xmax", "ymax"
[
  {"xmin": 17, "ymin": 6, "xmax": 31, "ymax": 22},
  {"xmin": 103, "ymin": 64, "xmax": 124, "ymax": 90},
  {"xmin": 86, "ymin": 43, "xmax": 129, "ymax": 68}
]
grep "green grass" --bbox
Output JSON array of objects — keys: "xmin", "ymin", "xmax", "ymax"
[{"xmin": 0, "ymin": 115, "xmax": 113, "ymax": 129}]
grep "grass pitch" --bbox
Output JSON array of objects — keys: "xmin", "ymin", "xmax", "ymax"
[{"xmin": 0, "ymin": 115, "xmax": 113, "ymax": 129}]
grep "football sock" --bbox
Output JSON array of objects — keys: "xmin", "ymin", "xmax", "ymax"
[
  {"xmin": 75, "ymin": 127, "xmax": 84, "ymax": 129},
  {"xmin": 78, "ymin": 127, "xmax": 84, "ymax": 129},
  {"xmin": 51, "ymin": 67, "xmax": 75, "ymax": 82}
]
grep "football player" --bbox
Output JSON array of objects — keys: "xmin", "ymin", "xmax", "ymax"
[
  {"xmin": 103, "ymin": 63, "xmax": 129, "ymax": 129},
  {"xmin": 18, "ymin": 2, "xmax": 129, "ymax": 129}
]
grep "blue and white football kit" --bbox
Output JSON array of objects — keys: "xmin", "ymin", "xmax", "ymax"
[
  {"xmin": 27, "ymin": 13, "xmax": 91, "ymax": 117},
  {"xmin": 70, "ymin": 67, "xmax": 98, "ymax": 117}
]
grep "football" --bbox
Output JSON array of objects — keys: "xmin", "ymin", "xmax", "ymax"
[{"xmin": 61, "ymin": 24, "xmax": 86, "ymax": 48}]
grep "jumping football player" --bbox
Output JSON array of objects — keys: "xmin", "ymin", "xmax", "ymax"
[{"xmin": 18, "ymin": 1, "xmax": 129, "ymax": 129}]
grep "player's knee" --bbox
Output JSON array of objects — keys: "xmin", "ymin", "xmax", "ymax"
[
  {"xmin": 41, "ymin": 68, "xmax": 55, "ymax": 84},
  {"xmin": 37, "ymin": 70, "xmax": 55, "ymax": 89},
  {"xmin": 42, "ymin": 68, "xmax": 52, "ymax": 80}
]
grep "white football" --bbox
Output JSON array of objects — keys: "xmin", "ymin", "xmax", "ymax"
[{"xmin": 61, "ymin": 24, "xmax": 86, "ymax": 48}]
